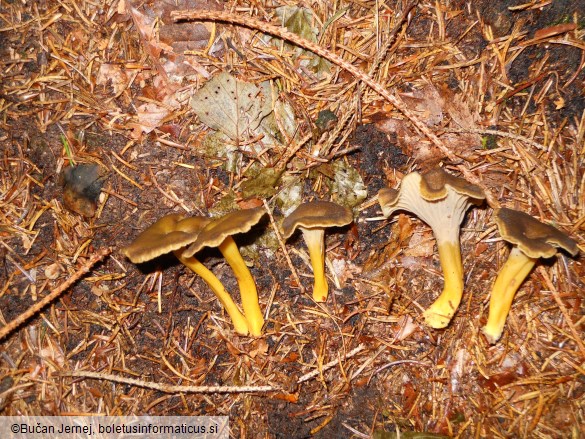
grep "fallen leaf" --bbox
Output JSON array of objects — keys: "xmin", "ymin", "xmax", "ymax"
[
  {"xmin": 249, "ymin": 339, "xmax": 269, "ymax": 358},
  {"xmin": 130, "ymin": 102, "xmax": 172, "ymax": 138},
  {"xmin": 403, "ymin": 231, "xmax": 435, "ymax": 258},
  {"xmin": 399, "ymin": 85, "xmax": 444, "ymax": 126},
  {"xmin": 273, "ymin": 6, "xmax": 330, "ymax": 75},
  {"xmin": 190, "ymin": 72, "xmax": 272, "ymax": 143},
  {"xmin": 44, "ymin": 263, "xmax": 62, "ymax": 280},
  {"xmin": 328, "ymin": 160, "xmax": 368, "ymax": 208},
  {"xmin": 394, "ymin": 315, "xmax": 419, "ymax": 341},
  {"xmin": 276, "ymin": 174, "xmax": 303, "ymax": 216},
  {"xmin": 125, "ymin": 0, "xmax": 214, "ymax": 90},
  {"xmin": 96, "ymin": 63, "xmax": 129, "ymax": 95}
]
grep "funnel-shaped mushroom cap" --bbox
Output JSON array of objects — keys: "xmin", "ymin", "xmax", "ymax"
[
  {"xmin": 482, "ymin": 208, "xmax": 579, "ymax": 344},
  {"xmin": 282, "ymin": 201, "xmax": 353, "ymax": 302},
  {"xmin": 378, "ymin": 168, "xmax": 486, "ymax": 223},
  {"xmin": 495, "ymin": 208, "xmax": 579, "ymax": 258},
  {"xmin": 378, "ymin": 169, "xmax": 486, "ymax": 328},
  {"xmin": 183, "ymin": 208, "xmax": 266, "ymax": 257},
  {"xmin": 123, "ymin": 214, "xmax": 211, "ymax": 263},
  {"xmin": 281, "ymin": 201, "xmax": 354, "ymax": 239}
]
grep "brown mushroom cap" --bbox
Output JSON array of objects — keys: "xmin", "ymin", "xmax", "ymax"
[
  {"xmin": 281, "ymin": 201, "xmax": 353, "ymax": 239},
  {"xmin": 183, "ymin": 207, "xmax": 266, "ymax": 257},
  {"xmin": 419, "ymin": 167, "xmax": 486, "ymax": 201},
  {"xmin": 378, "ymin": 169, "xmax": 485, "ymax": 219},
  {"xmin": 123, "ymin": 214, "xmax": 211, "ymax": 264},
  {"xmin": 495, "ymin": 208, "xmax": 579, "ymax": 259}
]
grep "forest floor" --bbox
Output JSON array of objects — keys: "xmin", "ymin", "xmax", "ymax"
[{"xmin": 1, "ymin": 0, "xmax": 584, "ymax": 437}]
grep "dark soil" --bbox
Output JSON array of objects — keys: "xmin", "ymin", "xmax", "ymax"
[{"xmin": 1, "ymin": 0, "xmax": 583, "ymax": 437}]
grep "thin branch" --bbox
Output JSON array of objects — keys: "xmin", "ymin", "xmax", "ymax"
[
  {"xmin": 0, "ymin": 247, "xmax": 111, "ymax": 341},
  {"xmin": 60, "ymin": 370, "xmax": 275, "ymax": 393}
]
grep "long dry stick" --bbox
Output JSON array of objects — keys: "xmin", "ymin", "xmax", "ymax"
[
  {"xmin": 0, "ymin": 247, "xmax": 111, "ymax": 341},
  {"xmin": 60, "ymin": 370, "xmax": 275, "ymax": 393},
  {"xmin": 171, "ymin": 9, "xmax": 499, "ymax": 208}
]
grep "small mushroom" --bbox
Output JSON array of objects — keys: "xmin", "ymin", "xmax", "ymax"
[
  {"xmin": 482, "ymin": 208, "xmax": 579, "ymax": 344},
  {"xmin": 122, "ymin": 214, "xmax": 250, "ymax": 336},
  {"xmin": 183, "ymin": 208, "xmax": 267, "ymax": 336},
  {"xmin": 281, "ymin": 201, "xmax": 353, "ymax": 302},
  {"xmin": 378, "ymin": 168, "xmax": 485, "ymax": 328}
]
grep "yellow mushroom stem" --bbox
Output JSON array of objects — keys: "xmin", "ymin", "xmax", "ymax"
[
  {"xmin": 218, "ymin": 236, "xmax": 264, "ymax": 336},
  {"xmin": 174, "ymin": 251, "xmax": 249, "ymax": 336},
  {"xmin": 422, "ymin": 239, "xmax": 464, "ymax": 329},
  {"xmin": 482, "ymin": 247, "xmax": 537, "ymax": 344},
  {"xmin": 301, "ymin": 228, "xmax": 328, "ymax": 302}
]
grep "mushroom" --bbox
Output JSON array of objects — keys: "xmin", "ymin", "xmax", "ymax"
[
  {"xmin": 281, "ymin": 201, "xmax": 353, "ymax": 302},
  {"xmin": 122, "ymin": 214, "xmax": 250, "ymax": 336},
  {"xmin": 183, "ymin": 207, "xmax": 267, "ymax": 336},
  {"xmin": 378, "ymin": 168, "xmax": 485, "ymax": 328},
  {"xmin": 482, "ymin": 208, "xmax": 579, "ymax": 344}
]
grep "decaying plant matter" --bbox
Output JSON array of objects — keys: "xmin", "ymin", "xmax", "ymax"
[{"xmin": 1, "ymin": 0, "xmax": 584, "ymax": 436}]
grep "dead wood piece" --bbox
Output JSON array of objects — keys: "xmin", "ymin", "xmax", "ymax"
[{"xmin": 0, "ymin": 247, "xmax": 111, "ymax": 341}]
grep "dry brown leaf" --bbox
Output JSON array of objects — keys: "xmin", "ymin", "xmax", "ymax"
[
  {"xmin": 129, "ymin": 102, "xmax": 172, "ymax": 139},
  {"xmin": 440, "ymin": 88, "xmax": 479, "ymax": 129},
  {"xmin": 403, "ymin": 231, "xmax": 435, "ymax": 258},
  {"xmin": 399, "ymin": 85, "xmax": 444, "ymax": 126},
  {"xmin": 394, "ymin": 315, "xmax": 419, "ymax": 341},
  {"xmin": 125, "ymin": 0, "xmax": 215, "ymax": 86},
  {"xmin": 96, "ymin": 63, "xmax": 129, "ymax": 95},
  {"xmin": 249, "ymin": 339, "xmax": 269, "ymax": 358}
]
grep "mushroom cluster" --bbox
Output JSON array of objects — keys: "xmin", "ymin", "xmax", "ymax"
[
  {"xmin": 182, "ymin": 208, "xmax": 267, "ymax": 336},
  {"xmin": 123, "ymin": 201, "xmax": 354, "ymax": 337},
  {"xmin": 123, "ymin": 167, "xmax": 579, "ymax": 344},
  {"xmin": 123, "ymin": 208, "xmax": 266, "ymax": 336},
  {"xmin": 377, "ymin": 168, "xmax": 579, "ymax": 342}
]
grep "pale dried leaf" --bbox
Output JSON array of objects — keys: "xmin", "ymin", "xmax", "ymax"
[
  {"xmin": 403, "ymin": 231, "xmax": 435, "ymax": 258},
  {"xmin": 399, "ymin": 85, "xmax": 444, "ymax": 126},
  {"xmin": 190, "ymin": 72, "xmax": 272, "ymax": 142},
  {"xmin": 394, "ymin": 315, "xmax": 419, "ymax": 341},
  {"xmin": 329, "ymin": 160, "xmax": 367, "ymax": 208},
  {"xmin": 273, "ymin": 6, "xmax": 330, "ymax": 74},
  {"xmin": 129, "ymin": 102, "xmax": 172, "ymax": 138},
  {"xmin": 96, "ymin": 63, "xmax": 129, "ymax": 95}
]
